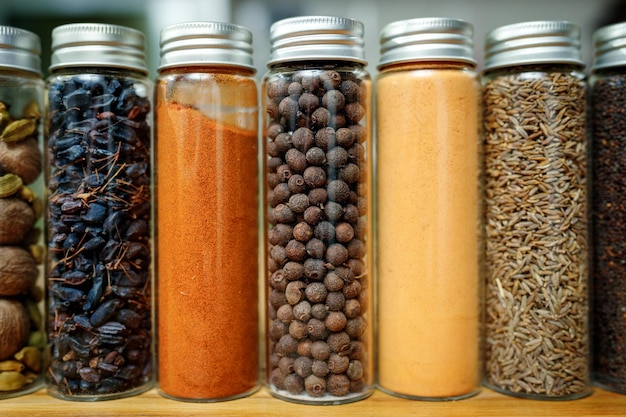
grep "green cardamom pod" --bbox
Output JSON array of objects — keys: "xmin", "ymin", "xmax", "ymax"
[
  {"xmin": 1, "ymin": 118, "xmax": 36, "ymax": 142},
  {"xmin": 22, "ymin": 101, "xmax": 41, "ymax": 119},
  {"xmin": 14, "ymin": 346, "xmax": 41, "ymax": 373},
  {"xmin": 0, "ymin": 371, "xmax": 27, "ymax": 391},
  {"xmin": 0, "ymin": 360, "xmax": 25, "ymax": 372},
  {"xmin": 0, "ymin": 173, "xmax": 23, "ymax": 198}
]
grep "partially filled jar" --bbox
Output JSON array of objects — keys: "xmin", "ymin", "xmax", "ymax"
[
  {"xmin": 482, "ymin": 21, "xmax": 590, "ymax": 400},
  {"xmin": 155, "ymin": 21, "xmax": 259, "ymax": 402},
  {"xmin": 45, "ymin": 23, "xmax": 153, "ymax": 400},
  {"xmin": 0, "ymin": 26, "xmax": 45, "ymax": 399},
  {"xmin": 589, "ymin": 21, "xmax": 626, "ymax": 395},
  {"xmin": 376, "ymin": 17, "xmax": 482, "ymax": 401},
  {"xmin": 263, "ymin": 16, "xmax": 373, "ymax": 404}
]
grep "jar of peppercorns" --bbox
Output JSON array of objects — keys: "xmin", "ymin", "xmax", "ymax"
[
  {"xmin": 45, "ymin": 23, "xmax": 153, "ymax": 401},
  {"xmin": 263, "ymin": 15, "xmax": 373, "ymax": 405},
  {"xmin": 0, "ymin": 25, "xmax": 45, "ymax": 400},
  {"xmin": 482, "ymin": 21, "xmax": 590, "ymax": 400},
  {"xmin": 155, "ymin": 21, "xmax": 259, "ymax": 402},
  {"xmin": 589, "ymin": 21, "xmax": 626, "ymax": 395}
]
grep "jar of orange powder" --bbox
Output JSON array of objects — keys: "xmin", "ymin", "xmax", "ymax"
[
  {"xmin": 155, "ymin": 21, "xmax": 259, "ymax": 402},
  {"xmin": 376, "ymin": 17, "xmax": 482, "ymax": 400}
]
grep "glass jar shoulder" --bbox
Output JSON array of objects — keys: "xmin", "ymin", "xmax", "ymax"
[
  {"xmin": 0, "ymin": 70, "xmax": 43, "ymax": 118},
  {"xmin": 377, "ymin": 62, "xmax": 478, "ymax": 85},
  {"xmin": 47, "ymin": 67, "xmax": 152, "ymax": 102},
  {"xmin": 156, "ymin": 68, "xmax": 258, "ymax": 108},
  {"xmin": 482, "ymin": 64, "xmax": 586, "ymax": 85},
  {"xmin": 590, "ymin": 65, "xmax": 626, "ymax": 87},
  {"xmin": 263, "ymin": 62, "xmax": 371, "ymax": 96}
]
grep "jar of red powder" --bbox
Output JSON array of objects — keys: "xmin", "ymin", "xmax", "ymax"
[
  {"xmin": 155, "ymin": 21, "xmax": 259, "ymax": 402},
  {"xmin": 263, "ymin": 16, "xmax": 373, "ymax": 405}
]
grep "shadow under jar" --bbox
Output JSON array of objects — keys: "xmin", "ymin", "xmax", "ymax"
[
  {"xmin": 263, "ymin": 16, "xmax": 373, "ymax": 405},
  {"xmin": 45, "ymin": 23, "xmax": 153, "ymax": 401}
]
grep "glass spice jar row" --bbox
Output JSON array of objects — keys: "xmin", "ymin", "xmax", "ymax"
[{"xmin": 0, "ymin": 14, "xmax": 625, "ymax": 405}]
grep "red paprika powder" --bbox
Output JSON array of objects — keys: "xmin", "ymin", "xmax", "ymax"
[{"xmin": 155, "ymin": 22, "xmax": 259, "ymax": 402}]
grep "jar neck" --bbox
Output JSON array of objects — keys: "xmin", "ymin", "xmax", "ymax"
[
  {"xmin": 378, "ymin": 61, "xmax": 475, "ymax": 73},
  {"xmin": 49, "ymin": 66, "xmax": 148, "ymax": 79},
  {"xmin": 158, "ymin": 65, "xmax": 256, "ymax": 77},
  {"xmin": 268, "ymin": 60, "xmax": 366, "ymax": 71},
  {"xmin": 483, "ymin": 63, "xmax": 585, "ymax": 77}
]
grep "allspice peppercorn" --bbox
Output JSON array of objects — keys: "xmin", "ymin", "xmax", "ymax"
[
  {"xmin": 312, "ymin": 360, "xmax": 329, "ymax": 377},
  {"xmin": 283, "ymin": 373, "xmax": 304, "ymax": 395},
  {"xmin": 325, "ymin": 310, "xmax": 347, "ymax": 331},
  {"xmin": 294, "ymin": 356, "xmax": 313, "ymax": 378},
  {"xmin": 305, "ymin": 374, "xmax": 326, "ymax": 396},
  {"xmin": 311, "ymin": 340, "xmax": 331, "ymax": 360}
]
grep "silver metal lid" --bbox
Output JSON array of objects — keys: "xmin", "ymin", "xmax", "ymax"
[
  {"xmin": 592, "ymin": 22, "xmax": 626, "ymax": 70},
  {"xmin": 50, "ymin": 23, "xmax": 148, "ymax": 74},
  {"xmin": 379, "ymin": 18, "xmax": 475, "ymax": 68},
  {"xmin": 159, "ymin": 21, "xmax": 255, "ymax": 71},
  {"xmin": 0, "ymin": 26, "xmax": 41, "ymax": 75},
  {"xmin": 484, "ymin": 21, "xmax": 584, "ymax": 71},
  {"xmin": 268, "ymin": 16, "xmax": 366, "ymax": 66}
]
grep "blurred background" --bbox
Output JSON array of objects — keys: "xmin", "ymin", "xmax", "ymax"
[{"xmin": 0, "ymin": 0, "xmax": 624, "ymax": 77}]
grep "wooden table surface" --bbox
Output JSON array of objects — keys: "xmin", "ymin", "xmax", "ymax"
[{"xmin": 2, "ymin": 385, "xmax": 625, "ymax": 417}]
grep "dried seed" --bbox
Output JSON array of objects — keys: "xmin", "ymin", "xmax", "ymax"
[{"xmin": 1, "ymin": 118, "xmax": 36, "ymax": 143}]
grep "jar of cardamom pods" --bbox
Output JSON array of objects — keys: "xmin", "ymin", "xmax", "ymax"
[{"xmin": 0, "ymin": 25, "xmax": 45, "ymax": 400}]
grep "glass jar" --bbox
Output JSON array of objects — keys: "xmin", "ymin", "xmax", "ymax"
[
  {"xmin": 590, "ymin": 22, "xmax": 626, "ymax": 395},
  {"xmin": 45, "ymin": 23, "xmax": 153, "ymax": 400},
  {"xmin": 376, "ymin": 17, "xmax": 482, "ymax": 401},
  {"xmin": 0, "ymin": 26, "xmax": 45, "ymax": 400},
  {"xmin": 262, "ymin": 16, "xmax": 373, "ymax": 405},
  {"xmin": 155, "ymin": 21, "xmax": 259, "ymax": 402},
  {"xmin": 482, "ymin": 21, "xmax": 590, "ymax": 400}
]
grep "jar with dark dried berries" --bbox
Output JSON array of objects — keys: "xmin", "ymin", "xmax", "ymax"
[
  {"xmin": 263, "ymin": 15, "xmax": 373, "ymax": 405},
  {"xmin": 45, "ymin": 23, "xmax": 153, "ymax": 401}
]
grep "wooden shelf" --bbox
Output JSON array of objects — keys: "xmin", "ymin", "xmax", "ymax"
[{"xmin": 2, "ymin": 385, "xmax": 624, "ymax": 416}]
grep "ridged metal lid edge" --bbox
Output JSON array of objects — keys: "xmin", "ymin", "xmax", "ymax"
[
  {"xmin": 50, "ymin": 23, "xmax": 148, "ymax": 74},
  {"xmin": 592, "ymin": 21, "xmax": 626, "ymax": 70},
  {"xmin": 378, "ymin": 17, "xmax": 475, "ymax": 68},
  {"xmin": 0, "ymin": 26, "xmax": 41, "ymax": 75},
  {"xmin": 159, "ymin": 21, "xmax": 254, "ymax": 71},
  {"xmin": 484, "ymin": 21, "xmax": 584, "ymax": 71},
  {"xmin": 268, "ymin": 16, "xmax": 366, "ymax": 66}
]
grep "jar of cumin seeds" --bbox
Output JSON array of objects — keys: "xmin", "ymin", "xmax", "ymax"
[
  {"xmin": 482, "ymin": 21, "xmax": 590, "ymax": 400},
  {"xmin": 263, "ymin": 16, "xmax": 373, "ymax": 405},
  {"xmin": 0, "ymin": 26, "xmax": 45, "ymax": 400},
  {"xmin": 45, "ymin": 23, "xmax": 153, "ymax": 401},
  {"xmin": 590, "ymin": 21, "xmax": 626, "ymax": 395}
]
